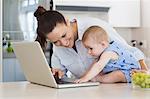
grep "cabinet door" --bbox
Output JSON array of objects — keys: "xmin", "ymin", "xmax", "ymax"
[
  {"xmin": 108, "ymin": 0, "xmax": 140, "ymax": 27},
  {"xmin": 3, "ymin": 58, "xmax": 26, "ymax": 82},
  {"xmin": 54, "ymin": 0, "xmax": 110, "ymax": 7},
  {"xmin": 15, "ymin": 59, "xmax": 26, "ymax": 81},
  {"xmin": 3, "ymin": 59, "xmax": 16, "ymax": 82}
]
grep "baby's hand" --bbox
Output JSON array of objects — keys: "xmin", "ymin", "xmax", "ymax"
[
  {"xmin": 131, "ymin": 69, "xmax": 149, "ymax": 76},
  {"xmin": 74, "ymin": 77, "xmax": 89, "ymax": 83}
]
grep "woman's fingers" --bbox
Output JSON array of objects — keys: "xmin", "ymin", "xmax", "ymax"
[
  {"xmin": 51, "ymin": 68, "xmax": 64, "ymax": 78},
  {"xmin": 51, "ymin": 68, "xmax": 57, "ymax": 75},
  {"xmin": 58, "ymin": 70, "xmax": 64, "ymax": 79}
]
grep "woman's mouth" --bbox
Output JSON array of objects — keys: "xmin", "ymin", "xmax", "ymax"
[
  {"xmin": 64, "ymin": 40, "xmax": 70, "ymax": 47},
  {"xmin": 66, "ymin": 43, "xmax": 69, "ymax": 47}
]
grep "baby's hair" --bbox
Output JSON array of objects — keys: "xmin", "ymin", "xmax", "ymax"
[{"xmin": 82, "ymin": 26, "xmax": 109, "ymax": 43}]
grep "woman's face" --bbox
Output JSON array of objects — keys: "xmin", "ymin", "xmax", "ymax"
[{"xmin": 46, "ymin": 23, "xmax": 75, "ymax": 48}]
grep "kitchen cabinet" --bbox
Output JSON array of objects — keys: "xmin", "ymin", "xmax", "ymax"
[
  {"xmin": 15, "ymin": 59, "xmax": 26, "ymax": 81},
  {"xmin": 108, "ymin": 0, "xmax": 140, "ymax": 27},
  {"xmin": 0, "ymin": 0, "xmax": 2, "ymax": 82},
  {"xmin": 54, "ymin": 0, "xmax": 110, "ymax": 10},
  {"xmin": 54, "ymin": 0, "xmax": 140, "ymax": 27},
  {"xmin": 3, "ymin": 58, "xmax": 26, "ymax": 82}
]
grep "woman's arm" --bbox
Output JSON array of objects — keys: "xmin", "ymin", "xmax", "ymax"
[
  {"xmin": 51, "ymin": 53, "xmax": 67, "ymax": 78},
  {"xmin": 75, "ymin": 51, "xmax": 118, "ymax": 83}
]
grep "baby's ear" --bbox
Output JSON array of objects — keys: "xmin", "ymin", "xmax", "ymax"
[
  {"xmin": 65, "ymin": 18, "xmax": 70, "ymax": 26},
  {"xmin": 101, "ymin": 41, "xmax": 109, "ymax": 47}
]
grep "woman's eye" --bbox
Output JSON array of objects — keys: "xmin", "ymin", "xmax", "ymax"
[
  {"xmin": 53, "ymin": 41, "xmax": 57, "ymax": 44},
  {"xmin": 62, "ymin": 34, "xmax": 66, "ymax": 38},
  {"xmin": 54, "ymin": 41, "xmax": 60, "ymax": 46}
]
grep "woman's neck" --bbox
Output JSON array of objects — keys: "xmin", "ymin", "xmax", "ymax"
[
  {"xmin": 70, "ymin": 20, "xmax": 78, "ymax": 52},
  {"xmin": 70, "ymin": 20, "xmax": 78, "ymax": 41}
]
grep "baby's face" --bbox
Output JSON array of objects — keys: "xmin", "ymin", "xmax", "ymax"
[{"xmin": 83, "ymin": 38, "xmax": 107, "ymax": 57}]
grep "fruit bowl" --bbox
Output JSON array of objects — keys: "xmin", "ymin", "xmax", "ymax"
[{"xmin": 131, "ymin": 72, "xmax": 150, "ymax": 89}]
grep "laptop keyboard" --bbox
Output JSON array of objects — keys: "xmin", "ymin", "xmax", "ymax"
[{"xmin": 57, "ymin": 80, "xmax": 74, "ymax": 84}]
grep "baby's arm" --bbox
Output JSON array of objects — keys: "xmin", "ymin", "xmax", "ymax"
[
  {"xmin": 75, "ymin": 51, "xmax": 118, "ymax": 83},
  {"xmin": 130, "ymin": 47, "xmax": 149, "ymax": 74},
  {"xmin": 139, "ymin": 59, "xmax": 149, "ymax": 70},
  {"xmin": 132, "ymin": 59, "xmax": 149, "ymax": 74}
]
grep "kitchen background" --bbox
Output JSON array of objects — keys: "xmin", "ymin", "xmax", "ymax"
[
  {"xmin": 0, "ymin": 0, "xmax": 2, "ymax": 82},
  {"xmin": 1, "ymin": 0, "xmax": 150, "ymax": 82}
]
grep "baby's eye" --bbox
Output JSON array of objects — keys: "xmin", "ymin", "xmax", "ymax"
[{"xmin": 89, "ymin": 48, "xmax": 93, "ymax": 50}]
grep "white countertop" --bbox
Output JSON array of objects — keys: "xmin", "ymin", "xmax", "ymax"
[{"xmin": 0, "ymin": 81, "xmax": 149, "ymax": 99}]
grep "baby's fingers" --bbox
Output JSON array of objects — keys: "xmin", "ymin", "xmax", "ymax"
[{"xmin": 74, "ymin": 79, "xmax": 81, "ymax": 83}]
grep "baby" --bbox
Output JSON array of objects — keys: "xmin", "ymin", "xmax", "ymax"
[{"xmin": 75, "ymin": 26, "xmax": 148, "ymax": 83}]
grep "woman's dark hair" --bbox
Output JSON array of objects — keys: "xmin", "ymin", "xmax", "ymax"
[{"xmin": 34, "ymin": 6, "xmax": 67, "ymax": 51}]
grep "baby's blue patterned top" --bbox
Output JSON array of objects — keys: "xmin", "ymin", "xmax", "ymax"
[{"xmin": 102, "ymin": 41, "xmax": 141, "ymax": 73}]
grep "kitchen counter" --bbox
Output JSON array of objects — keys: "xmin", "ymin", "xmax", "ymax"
[
  {"xmin": 3, "ymin": 51, "xmax": 16, "ymax": 58},
  {"xmin": 0, "ymin": 81, "xmax": 149, "ymax": 99},
  {"xmin": 2, "ymin": 48, "xmax": 50, "ymax": 59}
]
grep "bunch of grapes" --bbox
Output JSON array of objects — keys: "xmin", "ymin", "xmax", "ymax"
[
  {"xmin": 132, "ymin": 72, "xmax": 150, "ymax": 88},
  {"xmin": 7, "ymin": 41, "xmax": 13, "ymax": 53}
]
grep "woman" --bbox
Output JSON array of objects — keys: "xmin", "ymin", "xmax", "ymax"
[{"xmin": 34, "ymin": 6, "xmax": 148, "ymax": 80}]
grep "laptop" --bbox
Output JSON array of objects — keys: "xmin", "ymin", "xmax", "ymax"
[{"xmin": 12, "ymin": 41, "xmax": 99, "ymax": 88}]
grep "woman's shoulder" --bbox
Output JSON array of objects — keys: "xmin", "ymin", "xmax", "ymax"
[
  {"xmin": 76, "ymin": 17, "xmax": 108, "ymax": 26},
  {"xmin": 76, "ymin": 17, "xmax": 109, "ymax": 36},
  {"xmin": 76, "ymin": 17, "xmax": 114, "ymax": 34}
]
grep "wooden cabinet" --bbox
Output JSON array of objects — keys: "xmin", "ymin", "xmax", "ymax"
[{"xmin": 3, "ymin": 58, "xmax": 26, "ymax": 82}]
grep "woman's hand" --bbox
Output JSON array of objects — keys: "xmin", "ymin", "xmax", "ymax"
[{"xmin": 51, "ymin": 68, "xmax": 64, "ymax": 79}]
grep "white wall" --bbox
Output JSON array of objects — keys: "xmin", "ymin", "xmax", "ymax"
[
  {"xmin": 0, "ymin": 0, "xmax": 2, "ymax": 82},
  {"xmin": 132, "ymin": 0, "xmax": 150, "ymax": 66}
]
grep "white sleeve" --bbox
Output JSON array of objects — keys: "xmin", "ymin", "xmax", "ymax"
[
  {"xmin": 128, "ymin": 47, "xmax": 145, "ymax": 61},
  {"xmin": 51, "ymin": 53, "xmax": 67, "ymax": 73}
]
